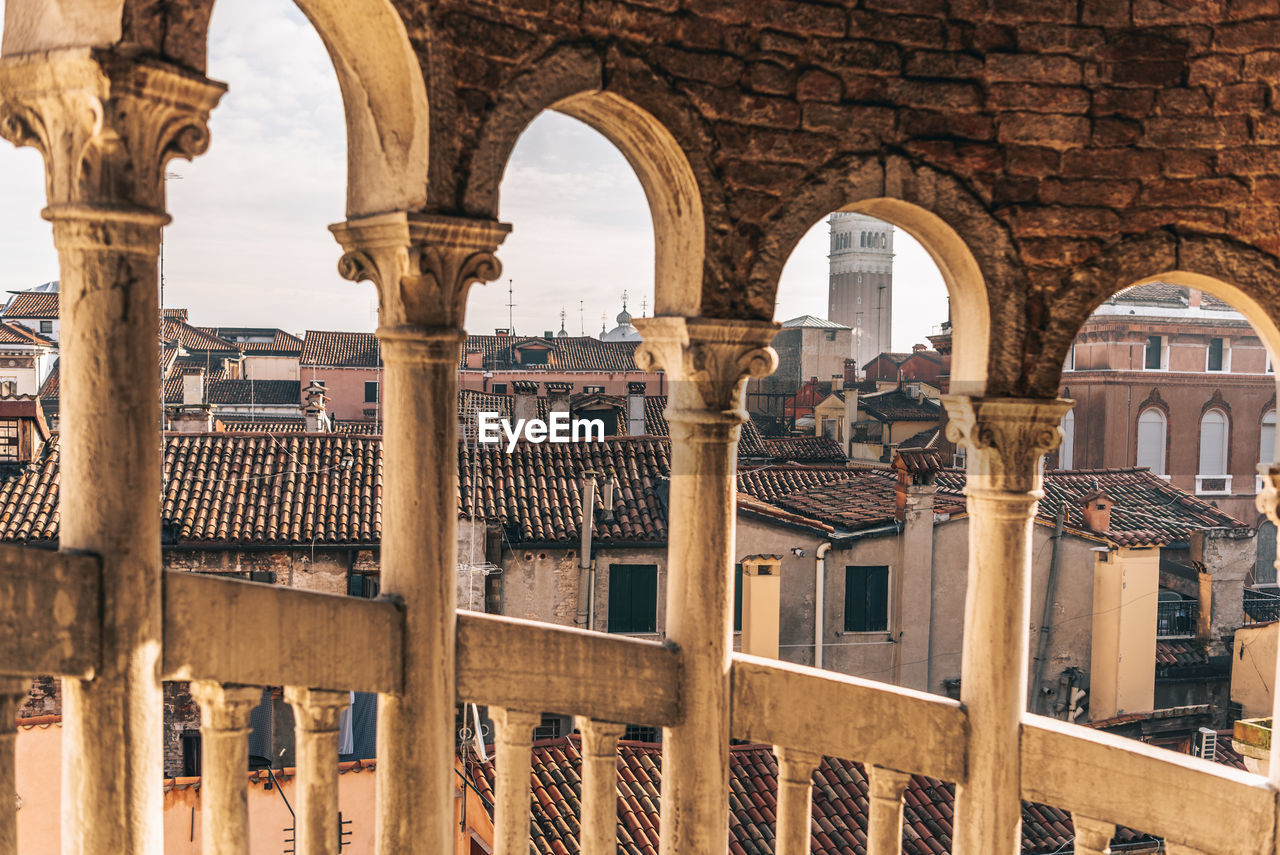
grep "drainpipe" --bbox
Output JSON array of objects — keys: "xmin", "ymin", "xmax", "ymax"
[
  {"xmin": 579, "ymin": 472, "xmax": 597, "ymax": 630},
  {"xmin": 1030, "ymin": 503, "xmax": 1067, "ymax": 714},
  {"xmin": 815, "ymin": 542, "xmax": 832, "ymax": 669}
]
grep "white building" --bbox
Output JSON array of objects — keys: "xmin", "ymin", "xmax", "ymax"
[{"xmin": 828, "ymin": 212, "xmax": 893, "ymax": 371}]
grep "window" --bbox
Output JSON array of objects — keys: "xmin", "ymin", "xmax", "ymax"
[
  {"xmin": 364, "ymin": 381, "xmax": 379, "ymax": 403},
  {"xmin": 1207, "ymin": 337, "xmax": 1226, "ymax": 372},
  {"xmin": 824, "ymin": 330, "xmax": 836, "ymax": 342},
  {"xmin": 1144, "ymin": 335, "xmax": 1165, "ymax": 370},
  {"xmin": 39, "ymin": 321, "xmax": 51, "ymax": 334},
  {"xmin": 180, "ymin": 731, "xmax": 201, "ymax": 778},
  {"xmin": 844, "ymin": 565, "xmax": 889, "ymax": 633},
  {"xmin": 608, "ymin": 564, "xmax": 657, "ymax": 634},
  {"xmin": 491, "ymin": 383, "xmax": 507, "ymax": 395},
  {"xmin": 583, "ymin": 385, "xmax": 604, "ymax": 394},
  {"xmin": 1258, "ymin": 520, "xmax": 1277, "ymax": 586},
  {"xmin": 348, "ymin": 572, "xmax": 380, "ymax": 599},
  {"xmin": 533, "ymin": 714, "xmax": 563, "ymax": 741},
  {"xmin": 1059, "ymin": 409, "xmax": 1075, "ymax": 470},
  {"xmin": 1198, "ymin": 409, "xmax": 1229, "ymax": 477},
  {"xmin": 1065, "ymin": 343, "xmax": 1075, "ymax": 371},
  {"xmin": 733, "ymin": 564, "xmax": 743, "ymax": 632},
  {"xmin": 1136, "ymin": 409, "xmax": 1167, "ymax": 476},
  {"xmin": 520, "ymin": 348, "xmax": 549, "ymax": 365},
  {"xmin": 0, "ymin": 419, "xmax": 18, "ymax": 462}
]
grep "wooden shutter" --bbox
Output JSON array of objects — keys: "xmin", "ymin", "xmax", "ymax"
[
  {"xmin": 845, "ymin": 565, "xmax": 889, "ymax": 632},
  {"xmin": 608, "ymin": 564, "xmax": 657, "ymax": 633}
]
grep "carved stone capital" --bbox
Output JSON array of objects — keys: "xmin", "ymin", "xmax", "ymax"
[
  {"xmin": 575, "ymin": 717, "xmax": 626, "ymax": 757},
  {"xmin": 284, "ymin": 686, "xmax": 351, "ymax": 733},
  {"xmin": 330, "ymin": 212, "xmax": 510, "ymax": 330},
  {"xmin": 1258, "ymin": 464, "xmax": 1280, "ymax": 526},
  {"xmin": 190, "ymin": 681, "xmax": 263, "ymax": 733},
  {"xmin": 942, "ymin": 396, "xmax": 1073, "ymax": 494},
  {"xmin": 633, "ymin": 316, "xmax": 778, "ymax": 418},
  {"xmin": 774, "ymin": 746, "xmax": 823, "ymax": 785},
  {"xmin": 0, "ymin": 49, "xmax": 225, "ymax": 213}
]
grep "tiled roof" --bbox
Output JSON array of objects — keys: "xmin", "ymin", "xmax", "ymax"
[
  {"xmin": 463, "ymin": 737, "xmax": 1157, "ymax": 855},
  {"xmin": 0, "ymin": 321, "xmax": 54, "ymax": 346},
  {"xmin": 859, "ymin": 389, "xmax": 942, "ymax": 422},
  {"xmin": 202, "ymin": 328, "xmax": 304, "ymax": 354},
  {"xmin": 781, "ymin": 315, "xmax": 849, "ymax": 330},
  {"xmin": 3, "ymin": 292, "xmax": 58, "ymax": 319},
  {"xmin": 163, "ymin": 377, "xmax": 302, "ymax": 406},
  {"xmin": 934, "ymin": 467, "xmax": 1248, "ymax": 547},
  {"xmin": 217, "ymin": 419, "xmax": 380, "ymax": 435},
  {"xmin": 1155, "ymin": 639, "xmax": 1209, "ymax": 670},
  {"xmin": 758, "ymin": 435, "xmax": 846, "ymax": 463},
  {"xmin": 458, "ymin": 437, "xmax": 671, "ymax": 544},
  {"xmin": 1113, "ymin": 282, "xmax": 1231, "ymax": 309},
  {"xmin": 163, "ymin": 319, "xmax": 240, "ymax": 354},
  {"xmin": 736, "ymin": 465, "xmax": 859, "ymax": 504},
  {"xmin": 300, "ymin": 331, "xmax": 381, "ymax": 368},
  {"xmin": 899, "ymin": 427, "xmax": 941, "ymax": 449},
  {"xmin": 38, "ymin": 360, "xmax": 58, "ymax": 400},
  {"xmin": 873, "ymin": 350, "xmax": 943, "ymax": 365},
  {"xmin": 645, "ymin": 395, "xmax": 768, "ymax": 455},
  {"xmin": 0, "ymin": 434, "xmax": 384, "ymax": 545},
  {"xmin": 463, "ymin": 334, "xmax": 644, "ymax": 372}
]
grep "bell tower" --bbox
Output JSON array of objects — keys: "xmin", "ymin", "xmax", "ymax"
[{"xmin": 828, "ymin": 212, "xmax": 894, "ymax": 373}]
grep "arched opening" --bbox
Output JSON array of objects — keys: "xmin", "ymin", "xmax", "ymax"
[
  {"xmin": 1059, "ymin": 409, "xmax": 1075, "ymax": 470},
  {"xmin": 1198, "ymin": 408, "xmax": 1230, "ymax": 494},
  {"xmin": 1136, "ymin": 408, "xmax": 1168, "ymax": 477}
]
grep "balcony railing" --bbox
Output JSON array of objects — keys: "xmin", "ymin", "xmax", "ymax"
[
  {"xmin": 1244, "ymin": 588, "xmax": 1280, "ymax": 625},
  {"xmin": 1156, "ymin": 599, "xmax": 1198, "ymax": 638}
]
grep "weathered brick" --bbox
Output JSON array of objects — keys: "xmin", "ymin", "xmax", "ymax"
[
  {"xmin": 1252, "ymin": 115, "xmax": 1280, "ymax": 144},
  {"xmin": 683, "ymin": 85, "xmax": 801, "ymax": 128},
  {"xmin": 1015, "ymin": 24, "xmax": 1107, "ymax": 53},
  {"xmin": 997, "ymin": 112, "xmax": 1091, "ymax": 149},
  {"xmin": 747, "ymin": 60, "xmax": 794, "ymax": 95},
  {"xmin": 799, "ymin": 102, "xmax": 896, "ymax": 141},
  {"xmin": 1100, "ymin": 59, "xmax": 1186, "ymax": 88},
  {"xmin": 653, "ymin": 46, "xmax": 744, "ymax": 86},
  {"xmin": 1144, "ymin": 115, "xmax": 1250, "ymax": 146},
  {"xmin": 1214, "ymin": 83, "xmax": 1267, "ymax": 113},
  {"xmin": 1081, "ymin": 0, "xmax": 1130, "ymax": 25},
  {"xmin": 903, "ymin": 50, "xmax": 982, "ymax": 79},
  {"xmin": 1126, "ymin": 206, "xmax": 1228, "ymax": 231},
  {"xmin": 1155, "ymin": 88, "xmax": 1212, "ymax": 114},
  {"xmin": 991, "ymin": 176, "xmax": 1040, "ymax": 204},
  {"xmin": 1020, "ymin": 237, "xmax": 1106, "ymax": 267},
  {"xmin": 1091, "ymin": 87, "xmax": 1156, "ymax": 118},
  {"xmin": 848, "ymin": 12, "xmax": 947, "ymax": 48},
  {"xmin": 986, "ymin": 53, "xmax": 1083, "ymax": 84},
  {"xmin": 758, "ymin": 0, "xmax": 847, "ymax": 39},
  {"xmin": 987, "ymin": 83, "xmax": 1090, "ymax": 114},
  {"xmin": 1242, "ymin": 50, "xmax": 1280, "ymax": 79},
  {"xmin": 1061, "ymin": 148, "xmax": 1163, "ymax": 179},
  {"xmin": 1188, "ymin": 54, "xmax": 1242, "ymax": 86},
  {"xmin": 865, "ymin": 0, "xmax": 946, "ymax": 14},
  {"xmin": 821, "ymin": 39, "xmax": 902, "ymax": 76},
  {"xmin": 1162, "ymin": 149, "xmax": 1215, "ymax": 177},
  {"xmin": 1041, "ymin": 178, "xmax": 1141, "ymax": 206},
  {"xmin": 898, "ymin": 109, "xmax": 994, "ymax": 141},
  {"xmin": 1093, "ymin": 117, "xmax": 1143, "ymax": 146},
  {"xmin": 720, "ymin": 158, "xmax": 808, "ymax": 192},
  {"xmin": 1014, "ymin": 205, "xmax": 1121, "ymax": 235},
  {"xmin": 884, "ymin": 77, "xmax": 982, "ymax": 109},
  {"xmin": 1215, "ymin": 20, "xmax": 1280, "ymax": 52},
  {"xmin": 1133, "ymin": 0, "xmax": 1226, "ymax": 25},
  {"xmin": 796, "ymin": 68, "xmax": 842, "ymax": 102},
  {"xmin": 1004, "ymin": 145, "xmax": 1061, "ymax": 177},
  {"xmin": 1217, "ymin": 147, "xmax": 1280, "ymax": 175},
  {"xmin": 1141, "ymin": 177, "xmax": 1249, "ymax": 204}
]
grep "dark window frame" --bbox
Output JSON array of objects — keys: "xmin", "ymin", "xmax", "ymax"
[
  {"xmin": 608, "ymin": 563, "xmax": 658, "ymax": 634},
  {"xmin": 364, "ymin": 380, "xmax": 379, "ymax": 403},
  {"xmin": 1207, "ymin": 337, "xmax": 1225, "ymax": 372},
  {"xmin": 1144, "ymin": 335, "xmax": 1164, "ymax": 370}
]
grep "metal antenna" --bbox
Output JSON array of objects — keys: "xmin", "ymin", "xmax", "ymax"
[
  {"xmin": 641, "ymin": 296, "xmax": 647, "ymax": 317},
  {"xmin": 579, "ymin": 300, "xmax": 584, "ymax": 336},
  {"xmin": 506, "ymin": 279, "xmax": 516, "ymax": 335}
]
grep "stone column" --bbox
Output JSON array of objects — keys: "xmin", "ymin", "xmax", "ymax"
[
  {"xmin": 0, "ymin": 51, "xmax": 223, "ymax": 855},
  {"xmin": 331, "ymin": 213, "xmax": 508, "ymax": 855},
  {"xmin": 942, "ymin": 396, "xmax": 1071, "ymax": 855},
  {"xmin": 633, "ymin": 317, "xmax": 778, "ymax": 855},
  {"xmin": 490, "ymin": 708, "xmax": 540, "ymax": 855},
  {"xmin": 1071, "ymin": 816, "xmax": 1114, "ymax": 855},
  {"xmin": 1, "ymin": 678, "xmax": 27, "ymax": 855},
  {"xmin": 866, "ymin": 765, "xmax": 912, "ymax": 855},
  {"xmin": 773, "ymin": 747, "xmax": 820, "ymax": 855},
  {"xmin": 575, "ymin": 717, "xmax": 625, "ymax": 855},
  {"xmin": 1256, "ymin": 463, "xmax": 1280, "ymax": 783},
  {"xmin": 286, "ymin": 688, "xmax": 351, "ymax": 855},
  {"xmin": 191, "ymin": 682, "xmax": 263, "ymax": 855}
]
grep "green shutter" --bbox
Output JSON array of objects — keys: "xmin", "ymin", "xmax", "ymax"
[
  {"xmin": 733, "ymin": 564, "xmax": 743, "ymax": 632},
  {"xmin": 845, "ymin": 565, "xmax": 890, "ymax": 632},
  {"xmin": 609, "ymin": 564, "xmax": 657, "ymax": 633}
]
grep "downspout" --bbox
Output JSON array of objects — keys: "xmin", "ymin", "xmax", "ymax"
[
  {"xmin": 1030, "ymin": 503, "xmax": 1067, "ymax": 714},
  {"xmin": 578, "ymin": 472, "xmax": 597, "ymax": 630},
  {"xmin": 815, "ymin": 542, "xmax": 832, "ymax": 669}
]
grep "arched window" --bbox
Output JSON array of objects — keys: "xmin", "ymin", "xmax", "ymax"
[
  {"xmin": 1136, "ymin": 409, "xmax": 1166, "ymax": 476},
  {"xmin": 1261, "ymin": 410, "xmax": 1277, "ymax": 466},
  {"xmin": 1199, "ymin": 408, "xmax": 1229, "ymax": 478},
  {"xmin": 1059, "ymin": 409, "xmax": 1075, "ymax": 469},
  {"xmin": 1258, "ymin": 518, "xmax": 1277, "ymax": 586}
]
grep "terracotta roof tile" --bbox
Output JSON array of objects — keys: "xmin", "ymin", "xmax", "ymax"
[
  {"xmin": 300, "ymin": 331, "xmax": 382, "ymax": 367},
  {"xmin": 464, "ymin": 335, "xmax": 642, "ymax": 372},
  {"xmin": 163, "ymin": 377, "xmax": 302, "ymax": 407},
  {"xmin": 935, "ymin": 467, "xmax": 1248, "ymax": 547},
  {"xmin": 162, "ymin": 319, "xmax": 240, "ymax": 354},
  {"xmin": 2, "ymin": 292, "xmax": 58, "ymax": 319},
  {"xmin": 859, "ymin": 389, "xmax": 942, "ymax": 422},
  {"xmin": 0, "ymin": 321, "xmax": 55, "ymax": 346},
  {"xmin": 463, "ymin": 738, "xmax": 1158, "ymax": 855},
  {"xmin": 1155, "ymin": 639, "xmax": 1210, "ymax": 669},
  {"xmin": 758, "ymin": 435, "xmax": 846, "ymax": 463},
  {"xmin": 202, "ymin": 327, "xmax": 304, "ymax": 354}
]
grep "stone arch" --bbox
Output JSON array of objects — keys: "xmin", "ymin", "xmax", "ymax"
[
  {"xmin": 3, "ymin": 0, "xmax": 429, "ymax": 218},
  {"xmin": 754, "ymin": 155, "xmax": 1004, "ymax": 397},
  {"xmin": 463, "ymin": 43, "xmax": 712, "ymax": 319},
  {"xmin": 1039, "ymin": 230, "xmax": 1280, "ymax": 397}
]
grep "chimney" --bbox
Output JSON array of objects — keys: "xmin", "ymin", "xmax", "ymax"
[
  {"xmin": 513, "ymin": 380, "xmax": 539, "ymax": 424},
  {"xmin": 546, "ymin": 381, "xmax": 572, "ymax": 417},
  {"xmin": 1189, "ymin": 288, "xmax": 1203, "ymax": 308},
  {"xmin": 465, "ymin": 350, "xmax": 483, "ymax": 369},
  {"xmin": 1079, "ymin": 486, "xmax": 1113, "ymax": 534},
  {"xmin": 843, "ymin": 358, "xmax": 858, "ymax": 387},
  {"xmin": 304, "ymin": 381, "xmax": 330, "ymax": 432},
  {"xmin": 740, "ymin": 555, "xmax": 782, "ymax": 659},
  {"xmin": 913, "ymin": 343, "xmax": 926, "ymax": 352},
  {"xmin": 169, "ymin": 404, "xmax": 214, "ymax": 433},
  {"xmin": 183, "ymin": 368, "xmax": 205, "ymax": 406},
  {"xmin": 627, "ymin": 381, "xmax": 647, "ymax": 435}
]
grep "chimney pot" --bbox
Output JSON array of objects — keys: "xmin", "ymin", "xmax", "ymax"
[{"xmin": 1079, "ymin": 488, "xmax": 1113, "ymax": 533}]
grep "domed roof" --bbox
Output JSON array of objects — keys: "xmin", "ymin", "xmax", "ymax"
[{"xmin": 616, "ymin": 308, "xmax": 632, "ymax": 326}]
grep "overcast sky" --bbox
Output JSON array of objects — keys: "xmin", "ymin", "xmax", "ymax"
[{"xmin": 0, "ymin": 0, "xmax": 948, "ymax": 349}]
